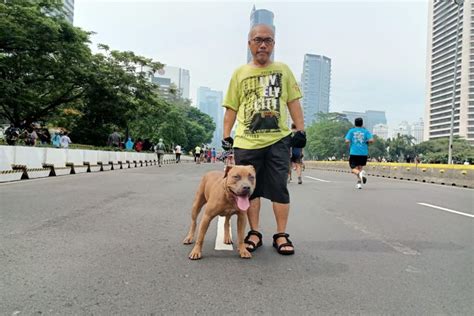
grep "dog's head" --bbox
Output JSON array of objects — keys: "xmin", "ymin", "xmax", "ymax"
[{"xmin": 224, "ymin": 165, "xmax": 256, "ymax": 211}]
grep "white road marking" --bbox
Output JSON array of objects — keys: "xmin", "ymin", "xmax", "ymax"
[
  {"xmin": 215, "ymin": 216, "xmax": 233, "ymax": 250},
  {"xmin": 417, "ymin": 203, "xmax": 474, "ymax": 218},
  {"xmin": 305, "ymin": 176, "xmax": 331, "ymax": 183}
]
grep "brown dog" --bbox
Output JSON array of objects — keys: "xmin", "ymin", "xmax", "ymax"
[{"xmin": 183, "ymin": 165, "xmax": 256, "ymax": 260}]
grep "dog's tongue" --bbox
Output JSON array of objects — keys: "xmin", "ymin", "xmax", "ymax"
[{"xmin": 236, "ymin": 195, "xmax": 250, "ymax": 211}]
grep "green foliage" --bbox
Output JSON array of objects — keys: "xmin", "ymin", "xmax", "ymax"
[
  {"xmin": 416, "ymin": 137, "xmax": 474, "ymax": 163},
  {"xmin": 306, "ymin": 112, "xmax": 353, "ymax": 160},
  {"xmin": 385, "ymin": 134, "xmax": 416, "ymax": 162},
  {"xmin": 368, "ymin": 135, "xmax": 387, "ymax": 159},
  {"xmin": 0, "ymin": 1, "xmax": 215, "ymax": 150},
  {"xmin": 0, "ymin": 0, "xmax": 92, "ymax": 126}
]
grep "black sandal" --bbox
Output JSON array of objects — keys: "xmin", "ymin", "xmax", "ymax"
[
  {"xmin": 272, "ymin": 233, "xmax": 295, "ymax": 255},
  {"xmin": 244, "ymin": 230, "xmax": 263, "ymax": 252}
]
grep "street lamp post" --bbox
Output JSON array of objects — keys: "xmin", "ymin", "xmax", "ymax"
[{"xmin": 448, "ymin": 0, "xmax": 464, "ymax": 164}]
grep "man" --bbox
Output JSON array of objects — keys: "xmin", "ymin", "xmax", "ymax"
[
  {"xmin": 175, "ymin": 144, "xmax": 182, "ymax": 163},
  {"xmin": 107, "ymin": 128, "xmax": 121, "ymax": 148},
  {"xmin": 60, "ymin": 132, "xmax": 71, "ymax": 148},
  {"xmin": 344, "ymin": 117, "xmax": 374, "ymax": 189},
  {"xmin": 194, "ymin": 145, "xmax": 201, "ymax": 164},
  {"xmin": 222, "ymin": 24, "xmax": 306, "ymax": 255},
  {"xmin": 289, "ymin": 123, "xmax": 304, "ymax": 184},
  {"xmin": 155, "ymin": 138, "xmax": 165, "ymax": 167}
]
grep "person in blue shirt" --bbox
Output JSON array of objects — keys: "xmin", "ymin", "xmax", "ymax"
[
  {"xmin": 125, "ymin": 137, "xmax": 134, "ymax": 151},
  {"xmin": 345, "ymin": 118, "xmax": 374, "ymax": 189}
]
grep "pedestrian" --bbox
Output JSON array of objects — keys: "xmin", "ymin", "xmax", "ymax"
[
  {"xmin": 134, "ymin": 138, "xmax": 143, "ymax": 152},
  {"xmin": 289, "ymin": 123, "xmax": 304, "ymax": 184},
  {"xmin": 194, "ymin": 145, "xmax": 201, "ymax": 164},
  {"xmin": 107, "ymin": 128, "xmax": 122, "ymax": 148},
  {"xmin": 206, "ymin": 148, "xmax": 212, "ymax": 163},
  {"xmin": 175, "ymin": 144, "xmax": 182, "ymax": 163},
  {"xmin": 211, "ymin": 147, "xmax": 217, "ymax": 163},
  {"xmin": 37, "ymin": 128, "xmax": 51, "ymax": 145},
  {"xmin": 344, "ymin": 117, "xmax": 374, "ymax": 189},
  {"xmin": 51, "ymin": 131, "xmax": 61, "ymax": 148},
  {"xmin": 221, "ymin": 24, "xmax": 305, "ymax": 256},
  {"xmin": 60, "ymin": 132, "xmax": 71, "ymax": 148},
  {"xmin": 154, "ymin": 138, "xmax": 165, "ymax": 167},
  {"xmin": 125, "ymin": 137, "xmax": 134, "ymax": 151},
  {"xmin": 25, "ymin": 127, "xmax": 38, "ymax": 146}
]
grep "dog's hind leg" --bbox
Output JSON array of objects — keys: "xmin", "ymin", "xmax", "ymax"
[
  {"xmin": 223, "ymin": 214, "xmax": 233, "ymax": 244},
  {"xmin": 183, "ymin": 183, "xmax": 206, "ymax": 244}
]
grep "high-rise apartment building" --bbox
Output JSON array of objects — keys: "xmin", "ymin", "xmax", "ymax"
[
  {"xmin": 424, "ymin": 0, "xmax": 474, "ymax": 144},
  {"xmin": 153, "ymin": 66, "xmax": 190, "ymax": 99},
  {"xmin": 301, "ymin": 54, "xmax": 331, "ymax": 126},
  {"xmin": 412, "ymin": 118, "xmax": 425, "ymax": 144},
  {"xmin": 373, "ymin": 123, "xmax": 389, "ymax": 140},
  {"xmin": 197, "ymin": 87, "xmax": 224, "ymax": 147}
]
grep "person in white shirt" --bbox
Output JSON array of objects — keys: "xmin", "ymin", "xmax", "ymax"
[
  {"xmin": 60, "ymin": 132, "xmax": 71, "ymax": 148},
  {"xmin": 175, "ymin": 144, "xmax": 182, "ymax": 163}
]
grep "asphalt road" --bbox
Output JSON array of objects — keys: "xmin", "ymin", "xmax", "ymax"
[{"xmin": 1, "ymin": 163, "xmax": 472, "ymax": 315}]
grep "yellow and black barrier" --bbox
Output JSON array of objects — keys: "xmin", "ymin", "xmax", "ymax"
[{"xmin": 305, "ymin": 161, "xmax": 474, "ymax": 188}]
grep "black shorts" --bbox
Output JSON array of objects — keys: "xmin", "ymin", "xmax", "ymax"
[
  {"xmin": 349, "ymin": 155, "xmax": 367, "ymax": 169},
  {"xmin": 234, "ymin": 135, "xmax": 291, "ymax": 204}
]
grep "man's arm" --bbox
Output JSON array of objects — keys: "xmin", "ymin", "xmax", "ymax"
[
  {"xmin": 287, "ymin": 99, "xmax": 304, "ymax": 131},
  {"xmin": 223, "ymin": 108, "xmax": 237, "ymax": 138}
]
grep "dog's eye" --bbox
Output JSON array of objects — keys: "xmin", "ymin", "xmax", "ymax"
[
  {"xmin": 248, "ymin": 175, "xmax": 255, "ymax": 181},
  {"xmin": 233, "ymin": 175, "xmax": 241, "ymax": 180}
]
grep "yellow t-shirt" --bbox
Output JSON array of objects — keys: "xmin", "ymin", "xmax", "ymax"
[{"xmin": 223, "ymin": 62, "xmax": 302, "ymax": 149}]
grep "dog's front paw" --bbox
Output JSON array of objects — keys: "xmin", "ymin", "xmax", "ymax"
[
  {"xmin": 183, "ymin": 236, "xmax": 194, "ymax": 244},
  {"xmin": 188, "ymin": 247, "xmax": 202, "ymax": 260},
  {"xmin": 239, "ymin": 247, "xmax": 252, "ymax": 259},
  {"xmin": 223, "ymin": 235, "xmax": 233, "ymax": 245}
]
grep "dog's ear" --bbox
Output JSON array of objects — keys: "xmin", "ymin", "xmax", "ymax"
[{"xmin": 224, "ymin": 165, "xmax": 233, "ymax": 178}]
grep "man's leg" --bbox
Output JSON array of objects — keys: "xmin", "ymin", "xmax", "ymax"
[
  {"xmin": 245, "ymin": 198, "xmax": 261, "ymax": 250},
  {"xmin": 296, "ymin": 161, "xmax": 302, "ymax": 184},
  {"xmin": 273, "ymin": 202, "xmax": 293, "ymax": 252}
]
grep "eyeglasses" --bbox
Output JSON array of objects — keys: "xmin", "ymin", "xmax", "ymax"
[{"xmin": 251, "ymin": 37, "xmax": 274, "ymax": 45}]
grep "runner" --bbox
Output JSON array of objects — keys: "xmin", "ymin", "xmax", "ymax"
[{"xmin": 344, "ymin": 117, "xmax": 374, "ymax": 189}]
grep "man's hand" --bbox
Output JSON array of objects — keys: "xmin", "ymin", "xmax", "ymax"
[
  {"xmin": 222, "ymin": 137, "xmax": 234, "ymax": 150},
  {"xmin": 291, "ymin": 130, "xmax": 306, "ymax": 148}
]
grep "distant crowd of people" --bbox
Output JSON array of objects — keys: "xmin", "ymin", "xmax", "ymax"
[{"xmin": 4, "ymin": 122, "xmax": 71, "ymax": 148}]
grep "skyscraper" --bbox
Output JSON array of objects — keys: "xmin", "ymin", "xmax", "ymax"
[
  {"xmin": 247, "ymin": 6, "xmax": 275, "ymax": 62},
  {"xmin": 412, "ymin": 118, "xmax": 424, "ymax": 144},
  {"xmin": 373, "ymin": 123, "xmax": 389, "ymax": 140},
  {"xmin": 45, "ymin": 0, "xmax": 74, "ymax": 24},
  {"xmin": 197, "ymin": 87, "xmax": 224, "ymax": 147},
  {"xmin": 393, "ymin": 121, "xmax": 412, "ymax": 138},
  {"xmin": 153, "ymin": 66, "xmax": 190, "ymax": 99},
  {"xmin": 63, "ymin": 0, "xmax": 74, "ymax": 24},
  {"xmin": 301, "ymin": 54, "xmax": 331, "ymax": 126},
  {"xmin": 424, "ymin": 0, "xmax": 474, "ymax": 144}
]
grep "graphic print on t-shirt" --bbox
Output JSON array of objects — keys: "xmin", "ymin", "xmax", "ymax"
[
  {"xmin": 353, "ymin": 131, "xmax": 365, "ymax": 145},
  {"xmin": 242, "ymin": 72, "xmax": 282, "ymax": 134}
]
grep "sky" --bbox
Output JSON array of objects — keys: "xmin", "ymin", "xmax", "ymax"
[{"xmin": 75, "ymin": 0, "xmax": 429, "ymax": 129}]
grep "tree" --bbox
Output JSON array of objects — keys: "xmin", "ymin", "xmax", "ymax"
[
  {"xmin": 306, "ymin": 113, "xmax": 353, "ymax": 160},
  {"xmin": 69, "ymin": 46, "xmax": 164, "ymax": 146},
  {"xmin": 416, "ymin": 137, "xmax": 474, "ymax": 163},
  {"xmin": 368, "ymin": 135, "xmax": 387, "ymax": 159},
  {"xmin": 0, "ymin": 1, "xmax": 93, "ymax": 126}
]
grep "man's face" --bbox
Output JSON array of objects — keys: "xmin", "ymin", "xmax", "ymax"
[{"xmin": 248, "ymin": 25, "xmax": 275, "ymax": 65}]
